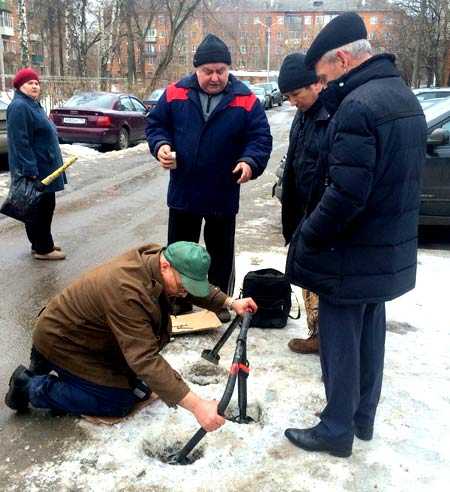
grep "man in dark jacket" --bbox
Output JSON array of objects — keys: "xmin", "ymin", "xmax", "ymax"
[
  {"xmin": 284, "ymin": 13, "xmax": 427, "ymax": 457},
  {"xmin": 146, "ymin": 34, "xmax": 272, "ymax": 321},
  {"xmin": 5, "ymin": 242, "xmax": 257, "ymax": 432},
  {"xmin": 278, "ymin": 53, "xmax": 329, "ymax": 355}
]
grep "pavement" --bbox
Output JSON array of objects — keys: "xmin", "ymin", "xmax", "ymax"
[{"xmin": 0, "ymin": 105, "xmax": 449, "ymax": 491}]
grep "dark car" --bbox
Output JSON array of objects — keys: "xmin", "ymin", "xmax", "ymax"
[
  {"xmin": 272, "ymin": 98, "xmax": 450, "ymax": 227},
  {"xmin": 0, "ymin": 99, "xmax": 9, "ymax": 155},
  {"xmin": 143, "ymin": 88, "xmax": 165, "ymax": 110},
  {"xmin": 421, "ymin": 98, "xmax": 450, "ymax": 225},
  {"xmin": 254, "ymin": 82, "xmax": 283, "ymax": 108},
  {"xmin": 251, "ymin": 86, "xmax": 271, "ymax": 110},
  {"xmin": 413, "ymin": 87, "xmax": 450, "ymax": 102},
  {"xmin": 49, "ymin": 92, "xmax": 148, "ymax": 150}
]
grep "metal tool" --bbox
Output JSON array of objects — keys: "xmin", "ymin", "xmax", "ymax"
[{"xmin": 168, "ymin": 313, "xmax": 253, "ymax": 465}]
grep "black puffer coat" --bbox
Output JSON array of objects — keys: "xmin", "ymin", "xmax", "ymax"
[
  {"xmin": 281, "ymin": 100, "xmax": 329, "ymax": 244},
  {"xmin": 286, "ymin": 54, "xmax": 427, "ymax": 304}
]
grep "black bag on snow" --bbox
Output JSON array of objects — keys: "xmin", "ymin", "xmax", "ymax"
[
  {"xmin": 242, "ymin": 268, "xmax": 300, "ymax": 328},
  {"xmin": 0, "ymin": 177, "xmax": 45, "ymax": 223}
]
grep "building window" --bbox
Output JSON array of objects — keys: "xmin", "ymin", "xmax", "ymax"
[
  {"xmin": 277, "ymin": 16, "xmax": 284, "ymax": 25},
  {"xmin": 304, "ymin": 16, "xmax": 312, "ymax": 25},
  {"xmin": 191, "ymin": 45, "xmax": 197, "ymax": 53},
  {"xmin": 240, "ymin": 45, "xmax": 247, "ymax": 54},
  {"xmin": 370, "ymin": 16, "xmax": 378, "ymax": 25},
  {"xmin": 0, "ymin": 10, "xmax": 13, "ymax": 28}
]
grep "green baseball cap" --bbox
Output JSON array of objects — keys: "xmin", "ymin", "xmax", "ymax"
[{"xmin": 164, "ymin": 241, "xmax": 211, "ymax": 297}]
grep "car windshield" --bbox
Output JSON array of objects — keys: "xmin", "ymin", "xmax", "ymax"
[
  {"xmin": 423, "ymin": 98, "xmax": 450, "ymax": 124},
  {"xmin": 63, "ymin": 93, "xmax": 117, "ymax": 109},
  {"xmin": 148, "ymin": 89, "xmax": 164, "ymax": 100},
  {"xmin": 252, "ymin": 88, "xmax": 265, "ymax": 95}
]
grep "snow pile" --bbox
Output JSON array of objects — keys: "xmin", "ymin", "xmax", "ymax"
[{"xmin": 16, "ymin": 250, "xmax": 450, "ymax": 491}]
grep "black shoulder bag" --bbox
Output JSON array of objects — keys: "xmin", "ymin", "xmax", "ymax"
[{"xmin": 241, "ymin": 268, "xmax": 300, "ymax": 328}]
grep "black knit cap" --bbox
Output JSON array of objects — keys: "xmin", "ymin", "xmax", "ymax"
[
  {"xmin": 305, "ymin": 12, "xmax": 368, "ymax": 68},
  {"xmin": 193, "ymin": 34, "xmax": 231, "ymax": 67},
  {"xmin": 278, "ymin": 53, "xmax": 318, "ymax": 94}
]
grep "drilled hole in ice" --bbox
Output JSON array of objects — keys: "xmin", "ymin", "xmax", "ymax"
[
  {"xmin": 143, "ymin": 440, "xmax": 204, "ymax": 465},
  {"xmin": 224, "ymin": 400, "xmax": 264, "ymax": 424},
  {"xmin": 185, "ymin": 361, "xmax": 228, "ymax": 386}
]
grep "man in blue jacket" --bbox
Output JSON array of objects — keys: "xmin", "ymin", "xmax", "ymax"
[
  {"xmin": 285, "ymin": 13, "xmax": 427, "ymax": 457},
  {"xmin": 146, "ymin": 34, "xmax": 272, "ymax": 321}
]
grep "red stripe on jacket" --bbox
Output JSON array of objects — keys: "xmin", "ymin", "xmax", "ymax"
[
  {"xmin": 228, "ymin": 94, "xmax": 257, "ymax": 112},
  {"xmin": 166, "ymin": 84, "xmax": 189, "ymax": 102}
]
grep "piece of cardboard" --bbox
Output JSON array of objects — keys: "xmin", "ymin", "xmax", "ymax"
[{"xmin": 171, "ymin": 309, "xmax": 222, "ymax": 335}]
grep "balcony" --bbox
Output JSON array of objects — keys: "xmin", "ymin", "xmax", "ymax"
[{"xmin": 0, "ymin": 7, "xmax": 13, "ymax": 37}]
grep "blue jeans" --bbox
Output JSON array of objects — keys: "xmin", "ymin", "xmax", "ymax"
[
  {"xmin": 28, "ymin": 359, "xmax": 148, "ymax": 417},
  {"xmin": 317, "ymin": 298, "xmax": 386, "ymax": 442}
]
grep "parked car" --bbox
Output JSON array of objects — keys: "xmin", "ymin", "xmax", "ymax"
[
  {"xmin": 413, "ymin": 87, "xmax": 450, "ymax": 102},
  {"xmin": 254, "ymin": 82, "xmax": 283, "ymax": 107},
  {"xmin": 272, "ymin": 98, "xmax": 450, "ymax": 227},
  {"xmin": 420, "ymin": 97, "xmax": 449, "ymax": 111},
  {"xmin": 251, "ymin": 86, "xmax": 271, "ymax": 110},
  {"xmin": 0, "ymin": 99, "xmax": 9, "ymax": 155},
  {"xmin": 421, "ymin": 98, "xmax": 450, "ymax": 225},
  {"xmin": 49, "ymin": 92, "xmax": 148, "ymax": 150},
  {"xmin": 143, "ymin": 88, "xmax": 165, "ymax": 110}
]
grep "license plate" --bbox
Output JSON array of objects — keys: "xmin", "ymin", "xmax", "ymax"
[{"xmin": 63, "ymin": 117, "xmax": 86, "ymax": 124}]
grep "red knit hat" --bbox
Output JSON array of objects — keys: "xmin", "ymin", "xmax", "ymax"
[{"xmin": 13, "ymin": 68, "xmax": 40, "ymax": 90}]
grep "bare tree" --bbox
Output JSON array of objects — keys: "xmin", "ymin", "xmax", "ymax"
[
  {"xmin": 18, "ymin": 0, "xmax": 30, "ymax": 66},
  {"xmin": 149, "ymin": 0, "xmax": 202, "ymax": 90}
]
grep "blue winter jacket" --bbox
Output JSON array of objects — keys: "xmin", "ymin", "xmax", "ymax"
[
  {"xmin": 286, "ymin": 54, "xmax": 427, "ymax": 304},
  {"xmin": 145, "ymin": 74, "xmax": 272, "ymax": 215},
  {"xmin": 7, "ymin": 90, "xmax": 65, "ymax": 193}
]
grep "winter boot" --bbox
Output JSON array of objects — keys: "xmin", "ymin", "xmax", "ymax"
[
  {"xmin": 5, "ymin": 365, "xmax": 33, "ymax": 412},
  {"xmin": 288, "ymin": 334, "xmax": 319, "ymax": 354}
]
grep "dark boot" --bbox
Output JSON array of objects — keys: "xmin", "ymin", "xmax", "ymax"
[
  {"xmin": 284, "ymin": 426, "xmax": 352, "ymax": 458},
  {"xmin": 355, "ymin": 424, "xmax": 374, "ymax": 441},
  {"xmin": 5, "ymin": 365, "xmax": 33, "ymax": 412},
  {"xmin": 288, "ymin": 334, "xmax": 319, "ymax": 354}
]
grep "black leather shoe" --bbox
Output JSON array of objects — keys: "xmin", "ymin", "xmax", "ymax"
[
  {"xmin": 285, "ymin": 427, "xmax": 352, "ymax": 458},
  {"xmin": 5, "ymin": 365, "xmax": 32, "ymax": 412},
  {"xmin": 355, "ymin": 425, "xmax": 374, "ymax": 441}
]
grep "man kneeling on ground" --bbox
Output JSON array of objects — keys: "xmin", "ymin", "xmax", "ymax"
[{"xmin": 5, "ymin": 242, "xmax": 257, "ymax": 432}]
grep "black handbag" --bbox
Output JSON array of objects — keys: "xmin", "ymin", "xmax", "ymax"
[
  {"xmin": 241, "ymin": 268, "xmax": 300, "ymax": 328},
  {"xmin": 0, "ymin": 177, "xmax": 45, "ymax": 223}
]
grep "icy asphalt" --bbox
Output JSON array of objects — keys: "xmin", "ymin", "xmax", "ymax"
[{"xmin": 0, "ymin": 106, "xmax": 449, "ymax": 491}]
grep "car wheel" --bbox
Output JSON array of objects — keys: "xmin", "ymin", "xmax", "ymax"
[
  {"xmin": 268, "ymin": 97, "xmax": 273, "ymax": 109},
  {"xmin": 278, "ymin": 99, "xmax": 283, "ymax": 107},
  {"xmin": 115, "ymin": 127, "xmax": 129, "ymax": 150}
]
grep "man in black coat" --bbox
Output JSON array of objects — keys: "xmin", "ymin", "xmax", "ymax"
[
  {"xmin": 278, "ymin": 53, "xmax": 329, "ymax": 354},
  {"xmin": 285, "ymin": 13, "xmax": 427, "ymax": 457}
]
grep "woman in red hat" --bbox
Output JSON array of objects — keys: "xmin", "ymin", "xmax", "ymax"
[{"xmin": 6, "ymin": 67, "xmax": 66, "ymax": 260}]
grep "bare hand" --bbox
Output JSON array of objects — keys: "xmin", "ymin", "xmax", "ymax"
[
  {"xmin": 231, "ymin": 297, "xmax": 258, "ymax": 316},
  {"xmin": 233, "ymin": 162, "xmax": 253, "ymax": 184},
  {"xmin": 192, "ymin": 399, "xmax": 225, "ymax": 432},
  {"xmin": 179, "ymin": 392, "xmax": 225, "ymax": 432},
  {"xmin": 157, "ymin": 144, "xmax": 176, "ymax": 169}
]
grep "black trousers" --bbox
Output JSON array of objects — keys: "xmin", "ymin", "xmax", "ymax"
[
  {"xmin": 167, "ymin": 208, "xmax": 236, "ymax": 295},
  {"xmin": 317, "ymin": 298, "xmax": 386, "ymax": 441},
  {"xmin": 25, "ymin": 192, "xmax": 56, "ymax": 254}
]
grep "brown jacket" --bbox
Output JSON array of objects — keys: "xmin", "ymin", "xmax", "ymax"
[{"xmin": 33, "ymin": 244, "xmax": 227, "ymax": 406}]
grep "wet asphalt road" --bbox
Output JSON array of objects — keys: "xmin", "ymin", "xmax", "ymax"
[{"xmin": 0, "ymin": 104, "xmax": 449, "ymax": 486}]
